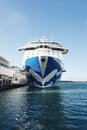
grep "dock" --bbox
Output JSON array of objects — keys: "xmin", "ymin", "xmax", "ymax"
[{"xmin": 0, "ymin": 83, "xmax": 28, "ymax": 91}]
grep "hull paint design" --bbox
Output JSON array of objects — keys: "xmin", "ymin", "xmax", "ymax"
[{"xmin": 25, "ymin": 56, "xmax": 62, "ymax": 88}]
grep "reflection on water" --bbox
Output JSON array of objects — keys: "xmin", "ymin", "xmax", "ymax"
[
  {"xmin": 1, "ymin": 82, "xmax": 87, "ymax": 130},
  {"xmin": 0, "ymin": 86, "xmax": 66, "ymax": 130},
  {"xmin": 23, "ymin": 87, "xmax": 66, "ymax": 130}
]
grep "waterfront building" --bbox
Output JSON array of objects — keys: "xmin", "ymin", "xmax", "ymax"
[
  {"xmin": 0, "ymin": 56, "xmax": 27, "ymax": 86},
  {"xmin": 0, "ymin": 56, "xmax": 11, "ymax": 85},
  {"xmin": 11, "ymin": 66, "xmax": 27, "ymax": 84}
]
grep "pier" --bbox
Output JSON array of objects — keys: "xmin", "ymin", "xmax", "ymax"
[{"xmin": 0, "ymin": 83, "xmax": 28, "ymax": 91}]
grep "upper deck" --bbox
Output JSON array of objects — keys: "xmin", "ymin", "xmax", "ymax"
[{"xmin": 18, "ymin": 40, "xmax": 68, "ymax": 55}]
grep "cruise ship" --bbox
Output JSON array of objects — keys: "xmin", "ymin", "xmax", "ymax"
[{"xmin": 19, "ymin": 38, "xmax": 68, "ymax": 88}]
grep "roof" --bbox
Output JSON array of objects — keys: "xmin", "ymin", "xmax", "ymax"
[{"xmin": 0, "ymin": 55, "xmax": 9, "ymax": 63}]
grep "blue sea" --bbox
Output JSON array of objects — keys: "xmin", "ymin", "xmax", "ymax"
[{"xmin": 0, "ymin": 82, "xmax": 87, "ymax": 130}]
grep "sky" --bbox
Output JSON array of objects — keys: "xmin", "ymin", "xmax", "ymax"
[{"xmin": 0, "ymin": 0, "xmax": 87, "ymax": 81}]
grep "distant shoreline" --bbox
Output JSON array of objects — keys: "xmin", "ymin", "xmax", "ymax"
[{"xmin": 60, "ymin": 80, "xmax": 87, "ymax": 83}]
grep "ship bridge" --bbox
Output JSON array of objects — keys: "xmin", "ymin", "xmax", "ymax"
[{"xmin": 18, "ymin": 39, "xmax": 68, "ymax": 55}]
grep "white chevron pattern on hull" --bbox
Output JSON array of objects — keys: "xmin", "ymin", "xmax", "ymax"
[
  {"xmin": 25, "ymin": 56, "xmax": 62, "ymax": 88},
  {"xmin": 29, "ymin": 69, "xmax": 61, "ymax": 88}
]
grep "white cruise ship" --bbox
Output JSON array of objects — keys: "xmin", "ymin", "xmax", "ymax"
[{"xmin": 19, "ymin": 38, "xmax": 68, "ymax": 88}]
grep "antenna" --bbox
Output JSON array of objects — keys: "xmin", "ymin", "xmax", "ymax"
[
  {"xmin": 51, "ymin": 34, "xmax": 53, "ymax": 43},
  {"xmin": 50, "ymin": 34, "xmax": 53, "ymax": 49},
  {"xmin": 34, "ymin": 35, "xmax": 37, "ymax": 44}
]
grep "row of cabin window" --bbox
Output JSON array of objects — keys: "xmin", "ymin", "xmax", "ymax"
[{"xmin": 23, "ymin": 46, "xmax": 63, "ymax": 51}]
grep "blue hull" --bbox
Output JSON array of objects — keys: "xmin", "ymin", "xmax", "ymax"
[{"xmin": 25, "ymin": 56, "xmax": 62, "ymax": 88}]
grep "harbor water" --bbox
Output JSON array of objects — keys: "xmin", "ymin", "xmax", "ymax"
[{"xmin": 0, "ymin": 82, "xmax": 87, "ymax": 130}]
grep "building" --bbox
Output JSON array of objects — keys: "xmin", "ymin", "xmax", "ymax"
[
  {"xmin": 0, "ymin": 56, "xmax": 11, "ymax": 85},
  {"xmin": 10, "ymin": 66, "xmax": 27, "ymax": 84},
  {"xmin": 0, "ymin": 56, "xmax": 27, "ymax": 86}
]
